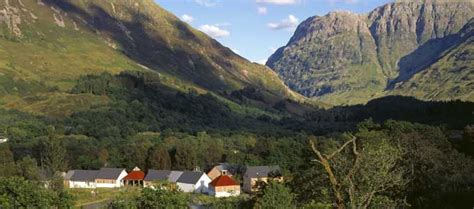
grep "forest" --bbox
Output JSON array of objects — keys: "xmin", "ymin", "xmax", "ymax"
[{"xmin": 0, "ymin": 72, "xmax": 473, "ymax": 208}]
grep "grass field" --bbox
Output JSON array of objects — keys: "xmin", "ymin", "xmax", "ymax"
[
  {"xmin": 68, "ymin": 187, "xmax": 141, "ymax": 208},
  {"xmin": 68, "ymin": 187, "xmax": 251, "ymax": 208}
]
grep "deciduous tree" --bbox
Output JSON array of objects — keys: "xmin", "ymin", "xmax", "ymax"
[
  {"xmin": 16, "ymin": 156, "xmax": 41, "ymax": 181},
  {"xmin": 0, "ymin": 144, "xmax": 16, "ymax": 177},
  {"xmin": 174, "ymin": 142, "xmax": 197, "ymax": 170},
  {"xmin": 309, "ymin": 132, "xmax": 407, "ymax": 209},
  {"xmin": 254, "ymin": 181, "xmax": 295, "ymax": 209},
  {"xmin": 147, "ymin": 145, "xmax": 172, "ymax": 170}
]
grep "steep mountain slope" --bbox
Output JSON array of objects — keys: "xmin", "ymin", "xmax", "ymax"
[
  {"xmin": 267, "ymin": 11, "xmax": 386, "ymax": 104},
  {"xmin": 392, "ymin": 19, "xmax": 474, "ymax": 100},
  {"xmin": 0, "ymin": 0, "xmax": 302, "ymax": 116},
  {"xmin": 267, "ymin": 0, "xmax": 474, "ymax": 105}
]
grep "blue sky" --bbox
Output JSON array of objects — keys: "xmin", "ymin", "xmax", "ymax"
[{"xmin": 155, "ymin": 0, "xmax": 393, "ymax": 64}]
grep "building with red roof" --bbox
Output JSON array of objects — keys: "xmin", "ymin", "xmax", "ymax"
[
  {"xmin": 123, "ymin": 167, "xmax": 145, "ymax": 187},
  {"xmin": 208, "ymin": 175, "xmax": 241, "ymax": 197}
]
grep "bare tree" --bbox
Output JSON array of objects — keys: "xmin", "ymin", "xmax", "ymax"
[{"xmin": 309, "ymin": 134, "xmax": 406, "ymax": 209}]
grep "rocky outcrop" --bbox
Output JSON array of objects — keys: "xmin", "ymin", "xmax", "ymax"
[
  {"xmin": 268, "ymin": 11, "xmax": 385, "ymax": 104},
  {"xmin": 0, "ymin": 1, "xmax": 22, "ymax": 37},
  {"xmin": 392, "ymin": 18, "xmax": 474, "ymax": 101},
  {"xmin": 267, "ymin": 0, "xmax": 474, "ymax": 104}
]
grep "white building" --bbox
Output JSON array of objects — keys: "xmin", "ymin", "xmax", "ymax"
[
  {"xmin": 64, "ymin": 168, "xmax": 127, "ymax": 189},
  {"xmin": 143, "ymin": 170, "xmax": 183, "ymax": 188},
  {"xmin": 64, "ymin": 170, "xmax": 99, "ymax": 189},
  {"xmin": 243, "ymin": 166, "xmax": 282, "ymax": 193},
  {"xmin": 208, "ymin": 175, "xmax": 241, "ymax": 198},
  {"xmin": 0, "ymin": 137, "xmax": 8, "ymax": 144},
  {"xmin": 95, "ymin": 168, "xmax": 128, "ymax": 188},
  {"xmin": 176, "ymin": 171, "xmax": 211, "ymax": 193}
]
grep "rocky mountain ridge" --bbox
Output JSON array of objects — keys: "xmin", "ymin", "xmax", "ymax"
[{"xmin": 267, "ymin": 0, "xmax": 473, "ymax": 104}]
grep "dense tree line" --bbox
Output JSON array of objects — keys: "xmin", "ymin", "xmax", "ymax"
[
  {"xmin": 292, "ymin": 120, "xmax": 474, "ymax": 209},
  {"xmin": 0, "ymin": 72, "xmax": 473, "ymax": 208}
]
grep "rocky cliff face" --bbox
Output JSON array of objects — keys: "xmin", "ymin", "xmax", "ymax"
[
  {"xmin": 392, "ymin": 19, "xmax": 474, "ymax": 100},
  {"xmin": 267, "ymin": 0, "xmax": 474, "ymax": 105}
]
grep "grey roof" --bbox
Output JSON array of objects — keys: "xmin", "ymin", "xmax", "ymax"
[
  {"xmin": 96, "ymin": 168, "xmax": 126, "ymax": 180},
  {"xmin": 177, "ymin": 171, "xmax": 206, "ymax": 184},
  {"xmin": 245, "ymin": 166, "xmax": 281, "ymax": 178},
  {"xmin": 64, "ymin": 170, "xmax": 75, "ymax": 180},
  {"xmin": 144, "ymin": 170, "xmax": 183, "ymax": 182},
  {"xmin": 70, "ymin": 170, "xmax": 99, "ymax": 182},
  {"xmin": 215, "ymin": 163, "xmax": 231, "ymax": 172},
  {"xmin": 145, "ymin": 170, "xmax": 171, "ymax": 181},
  {"xmin": 169, "ymin": 171, "xmax": 184, "ymax": 182}
]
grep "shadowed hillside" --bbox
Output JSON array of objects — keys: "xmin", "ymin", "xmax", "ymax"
[{"xmin": 0, "ymin": 0, "xmax": 304, "ymax": 117}]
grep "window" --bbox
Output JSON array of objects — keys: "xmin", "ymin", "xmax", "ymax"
[{"xmin": 96, "ymin": 179, "xmax": 115, "ymax": 184}]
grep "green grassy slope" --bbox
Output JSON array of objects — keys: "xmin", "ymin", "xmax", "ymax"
[
  {"xmin": 392, "ymin": 20, "xmax": 474, "ymax": 101},
  {"xmin": 0, "ymin": 0, "xmax": 307, "ymax": 117}
]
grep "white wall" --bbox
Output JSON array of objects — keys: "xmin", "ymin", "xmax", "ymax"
[
  {"xmin": 69, "ymin": 181, "xmax": 96, "ymax": 189},
  {"xmin": 176, "ymin": 182, "xmax": 195, "ymax": 193},
  {"xmin": 95, "ymin": 182, "xmax": 117, "ymax": 188},
  {"xmin": 212, "ymin": 190, "xmax": 241, "ymax": 198},
  {"xmin": 208, "ymin": 185, "xmax": 241, "ymax": 197},
  {"xmin": 177, "ymin": 174, "xmax": 211, "ymax": 193},
  {"xmin": 96, "ymin": 170, "xmax": 128, "ymax": 188}
]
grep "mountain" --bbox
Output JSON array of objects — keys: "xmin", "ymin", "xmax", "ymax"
[
  {"xmin": 391, "ymin": 19, "xmax": 474, "ymax": 100},
  {"xmin": 0, "ymin": 0, "xmax": 303, "ymax": 116},
  {"xmin": 267, "ymin": 0, "xmax": 474, "ymax": 105}
]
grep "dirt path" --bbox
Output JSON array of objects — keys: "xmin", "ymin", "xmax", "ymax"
[{"xmin": 76, "ymin": 199, "xmax": 111, "ymax": 209}]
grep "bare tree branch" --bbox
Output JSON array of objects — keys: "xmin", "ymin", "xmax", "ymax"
[
  {"xmin": 362, "ymin": 191, "xmax": 376, "ymax": 209},
  {"xmin": 345, "ymin": 139, "xmax": 360, "ymax": 181},
  {"xmin": 309, "ymin": 139, "xmax": 346, "ymax": 209},
  {"xmin": 345, "ymin": 136, "xmax": 359, "ymax": 208},
  {"xmin": 311, "ymin": 159, "xmax": 323, "ymax": 164},
  {"xmin": 348, "ymin": 179, "xmax": 356, "ymax": 209},
  {"xmin": 326, "ymin": 136, "xmax": 357, "ymax": 159}
]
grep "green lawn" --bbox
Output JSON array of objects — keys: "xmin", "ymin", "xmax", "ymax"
[{"xmin": 68, "ymin": 187, "xmax": 141, "ymax": 208}]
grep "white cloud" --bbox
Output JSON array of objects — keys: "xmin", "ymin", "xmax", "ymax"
[
  {"xmin": 230, "ymin": 48, "xmax": 240, "ymax": 54},
  {"xmin": 326, "ymin": 0, "xmax": 359, "ymax": 4},
  {"xmin": 215, "ymin": 22, "xmax": 231, "ymax": 27},
  {"xmin": 181, "ymin": 14, "xmax": 194, "ymax": 23},
  {"xmin": 199, "ymin": 24, "xmax": 230, "ymax": 38},
  {"xmin": 256, "ymin": 0, "xmax": 297, "ymax": 5},
  {"xmin": 195, "ymin": 0, "xmax": 218, "ymax": 7},
  {"xmin": 258, "ymin": 7, "xmax": 268, "ymax": 15},
  {"xmin": 256, "ymin": 59, "xmax": 268, "ymax": 65},
  {"xmin": 268, "ymin": 15, "xmax": 299, "ymax": 30}
]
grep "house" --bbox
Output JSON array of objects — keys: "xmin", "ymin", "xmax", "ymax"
[
  {"xmin": 95, "ymin": 168, "xmax": 128, "ymax": 188},
  {"xmin": 63, "ymin": 170, "xmax": 75, "ymax": 187},
  {"xmin": 123, "ymin": 167, "xmax": 145, "ymax": 187},
  {"xmin": 65, "ymin": 168, "xmax": 127, "ymax": 189},
  {"xmin": 143, "ymin": 170, "xmax": 183, "ymax": 188},
  {"xmin": 65, "ymin": 170, "xmax": 99, "ymax": 189},
  {"xmin": 0, "ymin": 136, "xmax": 8, "ymax": 144},
  {"xmin": 208, "ymin": 175, "xmax": 241, "ymax": 197},
  {"xmin": 176, "ymin": 171, "xmax": 211, "ymax": 193},
  {"xmin": 243, "ymin": 166, "xmax": 283, "ymax": 193},
  {"xmin": 207, "ymin": 163, "xmax": 235, "ymax": 181}
]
